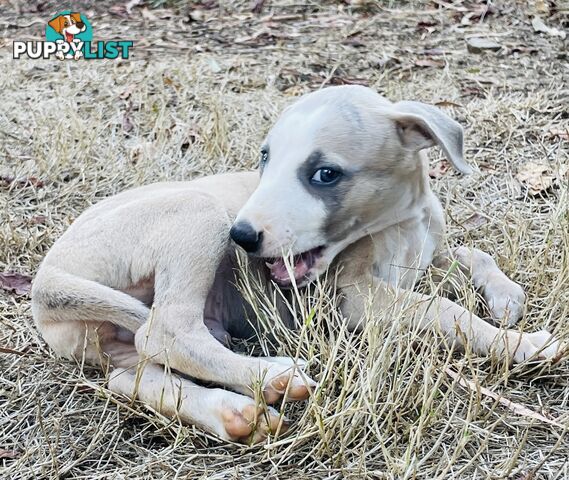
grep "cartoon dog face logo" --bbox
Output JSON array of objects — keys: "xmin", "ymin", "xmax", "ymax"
[{"xmin": 48, "ymin": 13, "xmax": 86, "ymax": 43}]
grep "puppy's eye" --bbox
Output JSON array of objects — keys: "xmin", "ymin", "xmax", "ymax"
[
  {"xmin": 311, "ymin": 167, "xmax": 342, "ymax": 185},
  {"xmin": 260, "ymin": 149, "xmax": 269, "ymax": 167}
]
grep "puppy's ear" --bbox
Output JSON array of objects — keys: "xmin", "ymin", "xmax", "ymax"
[
  {"xmin": 48, "ymin": 15, "xmax": 65, "ymax": 34},
  {"xmin": 390, "ymin": 101, "xmax": 473, "ymax": 175},
  {"xmin": 70, "ymin": 13, "xmax": 82, "ymax": 23}
]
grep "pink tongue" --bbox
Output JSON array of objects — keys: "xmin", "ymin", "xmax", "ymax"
[{"xmin": 270, "ymin": 256, "xmax": 309, "ymax": 283}]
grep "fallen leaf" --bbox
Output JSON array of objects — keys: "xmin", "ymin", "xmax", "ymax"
[
  {"xmin": 532, "ymin": 16, "xmax": 566, "ymax": 39},
  {"xmin": 0, "ymin": 449, "xmax": 19, "ymax": 459},
  {"xmin": 1, "ymin": 175, "xmax": 44, "ymax": 189},
  {"xmin": 26, "ymin": 176, "xmax": 43, "ymax": 188},
  {"xmin": 415, "ymin": 58, "xmax": 445, "ymax": 68},
  {"xmin": 466, "ymin": 37, "xmax": 502, "ymax": 53},
  {"xmin": 435, "ymin": 100, "xmax": 463, "ymax": 108},
  {"xmin": 329, "ymin": 76, "xmax": 369, "ymax": 86},
  {"xmin": 461, "ymin": 86, "xmax": 483, "ymax": 97},
  {"xmin": 462, "ymin": 213, "xmax": 489, "ymax": 230},
  {"xmin": 30, "ymin": 215, "xmax": 47, "ymax": 225},
  {"xmin": 516, "ymin": 162, "xmax": 555, "ymax": 195},
  {"xmin": 0, "ymin": 272, "xmax": 32, "ymax": 295}
]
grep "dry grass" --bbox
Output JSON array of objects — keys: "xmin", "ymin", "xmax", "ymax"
[{"xmin": 1, "ymin": 1, "xmax": 568, "ymax": 478}]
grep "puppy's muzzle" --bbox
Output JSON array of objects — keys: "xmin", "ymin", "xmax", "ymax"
[{"xmin": 230, "ymin": 221, "xmax": 263, "ymax": 253}]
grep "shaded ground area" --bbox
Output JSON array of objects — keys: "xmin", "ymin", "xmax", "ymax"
[{"xmin": 0, "ymin": 1, "xmax": 568, "ymax": 478}]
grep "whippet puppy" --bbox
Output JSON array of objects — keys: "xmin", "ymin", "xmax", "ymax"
[{"xmin": 32, "ymin": 86, "xmax": 562, "ymax": 443}]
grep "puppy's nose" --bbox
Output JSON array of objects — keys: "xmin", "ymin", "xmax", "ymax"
[
  {"xmin": 230, "ymin": 222, "xmax": 263, "ymax": 253},
  {"xmin": 76, "ymin": 21, "xmax": 85, "ymax": 29}
]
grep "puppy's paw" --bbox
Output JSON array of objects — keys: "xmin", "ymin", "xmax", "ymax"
[
  {"xmin": 262, "ymin": 361, "xmax": 317, "ymax": 404},
  {"xmin": 485, "ymin": 273, "xmax": 526, "ymax": 326},
  {"xmin": 507, "ymin": 330, "xmax": 564, "ymax": 363},
  {"xmin": 219, "ymin": 401, "xmax": 289, "ymax": 444}
]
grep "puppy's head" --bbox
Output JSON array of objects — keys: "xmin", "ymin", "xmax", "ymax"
[
  {"xmin": 231, "ymin": 85, "xmax": 472, "ymax": 287},
  {"xmin": 48, "ymin": 13, "xmax": 86, "ymax": 41}
]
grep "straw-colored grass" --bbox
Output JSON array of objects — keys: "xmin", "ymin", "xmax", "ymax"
[{"xmin": 1, "ymin": 1, "xmax": 568, "ymax": 478}]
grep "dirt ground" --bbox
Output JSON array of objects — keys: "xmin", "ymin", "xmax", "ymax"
[{"xmin": 0, "ymin": 1, "xmax": 568, "ymax": 478}]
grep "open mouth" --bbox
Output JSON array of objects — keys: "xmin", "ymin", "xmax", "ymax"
[
  {"xmin": 65, "ymin": 32, "xmax": 74, "ymax": 42},
  {"xmin": 264, "ymin": 246, "xmax": 324, "ymax": 286}
]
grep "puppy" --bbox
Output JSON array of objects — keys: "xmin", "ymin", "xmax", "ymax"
[{"xmin": 32, "ymin": 86, "xmax": 562, "ymax": 443}]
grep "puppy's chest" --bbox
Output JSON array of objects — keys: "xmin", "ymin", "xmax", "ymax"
[
  {"xmin": 371, "ymin": 219, "xmax": 440, "ymax": 289},
  {"xmin": 204, "ymin": 254, "xmax": 248, "ymax": 332},
  {"xmin": 204, "ymin": 253, "xmax": 278, "ymax": 338},
  {"xmin": 204, "ymin": 253, "xmax": 295, "ymax": 339}
]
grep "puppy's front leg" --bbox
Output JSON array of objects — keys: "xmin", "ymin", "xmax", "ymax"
[
  {"xmin": 433, "ymin": 246, "xmax": 526, "ymax": 326},
  {"xmin": 134, "ymin": 201, "xmax": 315, "ymax": 403},
  {"xmin": 136, "ymin": 306, "xmax": 315, "ymax": 403},
  {"xmin": 340, "ymin": 277, "xmax": 561, "ymax": 363}
]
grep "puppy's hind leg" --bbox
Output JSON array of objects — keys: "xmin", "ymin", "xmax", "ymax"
[
  {"xmin": 433, "ymin": 246, "xmax": 526, "ymax": 326},
  {"xmin": 32, "ymin": 265, "xmax": 150, "ymax": 364},
  {"xmin": 103, "ymin": 329, "xmax": 288, "ymax": 444}
]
